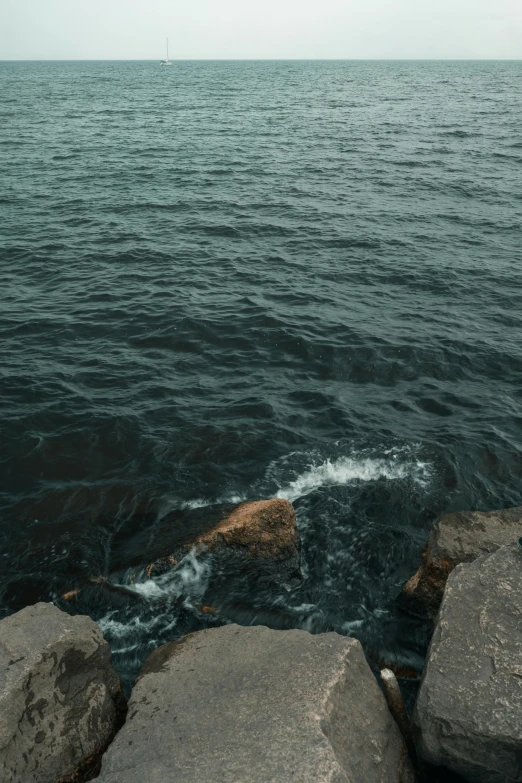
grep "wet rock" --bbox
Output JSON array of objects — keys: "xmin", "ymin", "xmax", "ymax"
[
  {"xmin": 96, "ymin": 624, "xmax": 415, "ymax": 783},
  {"xmin": 60, "ymin": 499, "xmax": 300, "ymax": 607},
  {"xmin": 411, "ymin": 544, "xmax": 522, "ymax": 783},
  {"xmin": 146, "ymin": 498, "xmax": 301, "ymax": 582},
  {"xmin": 401, "ymin": 506, "xmax": 522, "ymax": 618},
  {"xmin": 189, "ymin": 498, "xmax": 297, "ymax": 557},
  {"xmin": 0, "ymin": 602, "xmax": 125, "ymax": 783}
]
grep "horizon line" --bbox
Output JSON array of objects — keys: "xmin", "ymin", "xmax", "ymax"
[{"xmin": 1, "ymin": 57, "xmax": 522, "ymax": 62}]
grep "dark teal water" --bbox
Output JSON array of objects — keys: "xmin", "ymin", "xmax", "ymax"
[{"xmin": 1, "ymin": 60, "xmax": 522, "ymax": 691}]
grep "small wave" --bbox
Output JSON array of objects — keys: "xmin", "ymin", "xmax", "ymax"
[
  {"xmin": 180, "ymin": 498, "xmax": 213, "ymax": 510},
  {"xmin": 492, "ymin": 152, "xmax": 521, "ymax": 162},
  {"xmin": 180, "ymin": 493, "xmax": 247, "ymax": 510},
  {"xmin": 52, "ymin": 153, "xmax": 79, "ymax": 161},
  {"xmin": 121, "ymin": 548, "xmax": 211, "ymax": 604},
  {"xmin": 96, "ymin": 549, "xmax": 212, "ymax": 660},
  {"xmin": 275, "ymin": 453, "xmax": 431, "ymax": 502},
  {"xmin": 440, "ymin": 129, "xmax": 479, "ymax": 138},
  {"xmin": 92, "ymin": 548, "xmax": 215, "ymax": 692},
  {"xmin": 323, "ymin": 237, "xmax": 380, "ymax": 249}
]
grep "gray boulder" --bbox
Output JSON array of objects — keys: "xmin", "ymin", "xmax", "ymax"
[
  {"xmin": 96, "ymin": 624, "xmax": 414, "ymax": 783},
  {"xmin": 0, "ymin": 602, "xmax": 125, "ymax": 783},
  {"xmin": 412, "ymin": 544, "xmax": 522, "ymax": 782},
  {"xmin": 401, "ymin": 506, "xmax": 522, "ymax": 618}
]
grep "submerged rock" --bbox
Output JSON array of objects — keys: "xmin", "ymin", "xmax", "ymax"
[
  {"xmin": 0, "ymin": 602, "xmax": 125, "ymax": 783},
  {"xmin": 146, "ymin": 498, "xmax": 300, "ymax": 582},
  {"xmin": 62, "ymin": 499, "xmax": 301, "ymax": 607},
  {"xmin": 400, "ymin": 506, "xmax": 522, "ymax": 618},
  {"xmin": 412, "ymin": 544, "xmax": 522, "ymax": 783},
  {"xmin": 62, "ymin": 576, "xmax": 148, "ymax": 609},
  {"xmin": 96, "ymin": 624, "xmax": 414, "ymax": 783}
]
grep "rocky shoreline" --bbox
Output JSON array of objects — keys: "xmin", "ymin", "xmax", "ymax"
[{"xmin": 1, "ymin": 501, "xmax": 521, "ymax": 782}]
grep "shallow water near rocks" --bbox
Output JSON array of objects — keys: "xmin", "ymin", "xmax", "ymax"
[{"xmin": 1, "ymin": 60, "xmax": 522, "ymax": 696}]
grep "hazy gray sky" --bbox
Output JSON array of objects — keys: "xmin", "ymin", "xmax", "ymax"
[{"xmin": 1, "ymin": 0, "xmax": 521, "ymax": 60}]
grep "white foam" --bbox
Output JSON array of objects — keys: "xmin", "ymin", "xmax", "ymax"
[
  {"xmin": 171, "ymin": 547, "xmax": 211, "ymax": 601},
  {"xmin": 280, "ymin": 602, "xmax": 318, "ymax": 615},
  {"xmin": 96, "ymin": 610, "xmax": 180, "ymax": 656},
  {"xmin": 127, "ymin": 579, "xmax": 167, "ymax": 599},
  {"xmin": 180, "ymin": 498, "xmax": 211, "ymax": 509},
  {"xmin": 156, "ymin": 493, "xmax": 247, "ymax": 515},
  {"xmin": 341, "ymin": 619, "xmax": 365, "ymax": 633},
  {"xmin": 96, "ymin": 549, "xmax": 212, "ymax": 646},
  {"xmin": 275, "ymin": 454, "xmax": 431, "ymax": 502},
  {"xmin": 180, "ymin": 493, "xmax": 247, "ymax": 510},
  {"xmin": 124, "ymin": 548, "xmax": 211, "ymax": 604}
]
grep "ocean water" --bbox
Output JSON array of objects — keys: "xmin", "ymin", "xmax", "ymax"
[{"xmin": 1, "ymin": 60, "xmax": 522, "ymax": 693}]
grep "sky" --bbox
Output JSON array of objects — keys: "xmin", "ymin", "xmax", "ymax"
[{"xmin": 1, "ymin": 0, "xmax": 521, "ymax": 60}]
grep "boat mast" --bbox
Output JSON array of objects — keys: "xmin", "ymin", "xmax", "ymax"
[{"xmin": 166, "ymin": 37, "xmax": 169, "ymax": 61}]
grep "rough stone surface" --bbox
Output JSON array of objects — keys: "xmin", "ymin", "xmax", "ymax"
[
  {"xmin": 193, "ymin": 498, "xmax": 297, "ymax": 556},
  {"xmin": 412, "ymin": 544, "xmax": 522, "ymax": 783},
  {"xmin": 401, "ymin": 506, "xmax": 522, "ymax": 618},
  {"xmin": 0, "ymin": 602, "xmax": 125, "ymax": 783},
  {"xmin": 96, "ymin": 624, "xmax": 414, "ymax": 783},
  {"xmin": 146, "ymin": 497, "xmax": 300, "ymax": 580}
]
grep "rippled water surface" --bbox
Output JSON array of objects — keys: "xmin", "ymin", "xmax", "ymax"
[{"xmin": 1, "ymin": 60, "xmax": 522, "ymax": 692}]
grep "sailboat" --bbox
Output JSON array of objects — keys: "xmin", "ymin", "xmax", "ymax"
[{"xmin": 160, "ymin": 38, "xmax": 172, "ymax": 66}]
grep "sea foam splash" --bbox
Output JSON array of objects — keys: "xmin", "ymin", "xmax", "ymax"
[
  {"xmin": 96, "ymin": 548, "xmax": 212, "ymax": 664},
  {"xmin": 179, "ymin": 493, "xmax": 247, "ymax": 510},
  {"xmin": 275, "ymin": 452, "xmax": 431, "ymax": 502},
  {"xmin": 124, "ymin": 548, "xmax": 212, "ymax": 605},
  {"xmin": 176, "ymin": 449, "xmax": 431, "ymax": 509}
]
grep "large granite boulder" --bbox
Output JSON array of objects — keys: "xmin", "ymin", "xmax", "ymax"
[
  {"xmin": 96, "ymin": 624, "xmax": 414, "ymax": 783},
  {"xmin": 412, "ymin": 544, "xmax": 522, "ymax": 783},
  {"xmin": 401, "ymin": 506, "xmax": 522, "ymax": 618},
  {"xmin": 0, "ymin": 602, "xmax": 125, "ymax": 783}
]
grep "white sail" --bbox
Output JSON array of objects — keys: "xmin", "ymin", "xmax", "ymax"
[{"xmin": 161, "ymin": 37, "xmax": 172, "ymax": 66}]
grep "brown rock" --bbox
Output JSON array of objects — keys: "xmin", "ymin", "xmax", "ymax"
[
  {"xmin": 148, "ymin": 498, "xmax": 300, "ymax": 578},
  {"xmin": 401, "ymin": 506, "xmax": 522, "ymax": 618},
  {"xmin": 193, "ymin": 498, "xmax": 297, "ymax": 558},
  {"xmin": 62, "ymin": 500, "xmax": 301, "ymax": 604},
  {"xmin": 61, "ymin": 588, "xmax": 81, "ymax": 601}
]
